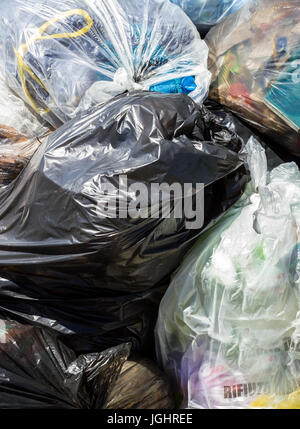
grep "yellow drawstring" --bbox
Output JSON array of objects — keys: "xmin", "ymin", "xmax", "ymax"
[{"xmin": 15, "ymin": 8, "xmax": 93, "ymax": 115}]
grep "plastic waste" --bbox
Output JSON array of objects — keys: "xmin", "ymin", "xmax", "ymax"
[
  {"xmin": 205, "ymin": 0, "xmax": 300, "ymax": 158},
  {"xmin": 0, "ymin": 76, "xmax": 51, "ymax": 188},
  {"xmin": 0, "ymin": 91, "xmax": 248, "ymax": 356},
  {"xmin": 0, "ymin": 135, "xmax": 48, "ymax": 188},
  {"xmin": 0, "ymin": 0, "xmax": 211, "ymax": 127},
  {"xmin": 156, "ymin": 137, "xmax": 300, "ymax": 409},
  {"xmin": 0, "ymin": 318, "xmax": 130, "ymax": 409},
  {"xmin": 204, "ymin": 100, "xmax": 284, "ymax": 171},
  {"xmin": 170, "ymin": 0, "xmax": 252, "ymax": 34}
]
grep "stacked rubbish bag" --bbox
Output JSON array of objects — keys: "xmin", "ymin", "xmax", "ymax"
[
  {"xmin": 156, "ymin": 138, "xmax": 300, "ymax": 409},
  {"xmin": 0, "ymin": 0, "xmax": 298, "ymax": 410},
  {"xmin": 0, "ymin": 0, "xmax": 250, "ymax": 409},
  {"xmin": 205, "ymin": 0, "xmax": 300, "ymax": 159}
]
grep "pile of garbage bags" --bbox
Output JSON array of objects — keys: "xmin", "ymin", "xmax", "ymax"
[
  {"xmin": 0, "ymin": 91, "xmax": 249, "ymax": 355},
  {"xmin": 0, "ymin": 0, "xmax": 299, "ymax": 410},
  {"xmin": 206, "ymin": 0, "xmax": 300, "ymax": 158},
  {"xmin": 156, "ymin": 139, "xmax": 300, "ymax": 409}
]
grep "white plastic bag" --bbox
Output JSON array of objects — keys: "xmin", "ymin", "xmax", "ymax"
[
  {"xmin": 0, "ymin": 0, "xmax": 211, "ymax": 127},
  {"xmin": 156, "ymin": 138, "xmax": 300, "ymax": 409}
]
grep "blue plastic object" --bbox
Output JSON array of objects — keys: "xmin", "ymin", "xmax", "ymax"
[{"xmin": 149, "ymin": 76, "xmax": 197, "ymax": 95}]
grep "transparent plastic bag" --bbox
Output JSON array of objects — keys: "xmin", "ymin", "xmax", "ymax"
[
  {"xmin": 170, "ymin": 0, "xmax": 252, "ymax": 34},
  {"xmin": 205, "ymin": 0, "xmax": 300, "ymax": 158},
  {"xmin": 156, "ymin": 138, "xmax": 300, "ymax": 409},
  {"xmin": 0, "ymin": 0, "xmax": 211, "ymax": 127}
]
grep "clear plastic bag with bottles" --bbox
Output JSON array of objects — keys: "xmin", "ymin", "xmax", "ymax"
[{"xmin": 156, "ymin": 138, "xmax": 300, "ymax": 409}]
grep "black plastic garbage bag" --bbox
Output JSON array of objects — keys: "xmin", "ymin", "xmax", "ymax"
[
  {"xmin": 0, "ymin": 91, "xmax": 249, "ymax": 354},
  {"xmin": 0, "ymin": 319, "xmax": 130, "ymax": 409},
  {"xmin": 204, "ymin": 99, "xmax": 284, "ymax": 169}
]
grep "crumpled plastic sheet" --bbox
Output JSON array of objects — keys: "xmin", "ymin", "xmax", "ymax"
[
  {"xmin": 0, "ymin": 319, "xmax": 130, "ymax": 409},
  {"xmin": 0, "ymin": 0, "xmax": 211, "ymax": 127},
  {"xmin": 156, "ymin": 137, "xmax": 300, "ymax": 409}
]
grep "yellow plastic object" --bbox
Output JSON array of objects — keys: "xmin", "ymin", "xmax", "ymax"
[
  {"xmin": 251, "ymin": 388, "xmax": 300, "ymax": 409},
  {"xmin": 15, "ymin": 9, "xmax": 93, "ymax": 114}
]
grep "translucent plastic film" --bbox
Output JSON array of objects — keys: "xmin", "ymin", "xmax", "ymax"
[
  {"xmin": 156, "ymin": 138, "xmax": 300, "ymax": 409},
  {"xmin": 0, "ymin": 0, "xmax": 211, "ymax": 127},
  {"xmin": 0, "ymin": 76, "xmax": 49, "ymax": 139},
  {"xmin": 0, "ymin": 136, "xmax": 45, "ymax": 188},
  {"xmin": 170, "ymin": 0, "xmax": 252, "ymax": 34},
  {"xmin": 205, "ymin": 0, "xmax": 300, "ymax": 158},
  {"xmin": 0, "ymin": 76, "xmax": 50, "ymax": 188}
]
